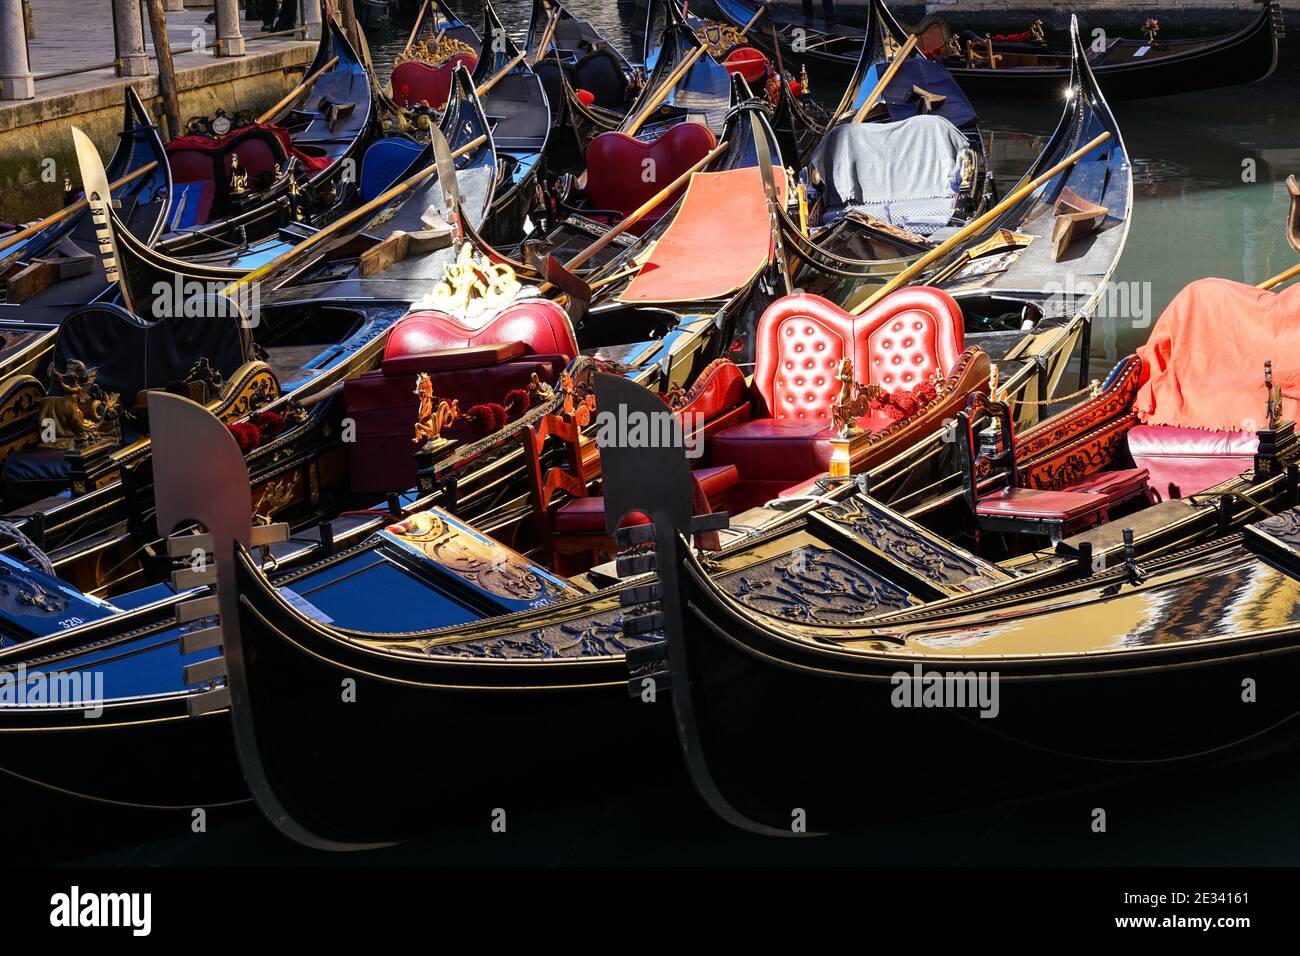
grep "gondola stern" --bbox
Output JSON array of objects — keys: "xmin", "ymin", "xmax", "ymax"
[{"xmin": 592, "ymin": 372, "xmax": 816, "ymax": 838}]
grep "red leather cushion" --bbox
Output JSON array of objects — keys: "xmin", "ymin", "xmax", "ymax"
[
  {"xmin": 693, "ymin": 463, "xmax": 739, "ymax": 501},
  {"xmin": 1063, "ymin": 467, "xmax": 1150, "ymax": 499},
  {"xmin": 383, "ymin": 300, "xmax": 578, "ymax": 374},
  {"xmin": 751, "ymin": 288, "xmax": 964, "ymax": 420},
  {"xmin": 391, "ymin": 55, "xmax": 478, "ymax": 109},
  {"xmin": 723, "ymin": 47, "xmax": 769, "ymax": 84},
  {"xmin": 976, "ymin": 488, "xmax": 1107, "ymax": 522},
  {"xmin": 674, "ymin": 360, "xmax": 747, "ymax": 425},
  {"xmin": 752, "ymin": 294, "xmax": 856, "ymax": 422},
  {"xmin": 1126, "ymin": 424, "xmax": 1257, "ymax": 500},
  {"xmin": 383, "ymin": 341, "xmax": 525, "ymax": 377},
  {"xmin": 584, "ymin": 123, "xmax": 718, "ymax": 227},
  {"xmin": 554, "ymin": 466, "xmax": 738, "ymax": 534},
  {"xmin": 554, "ymin": 497, "xmax": 650, "ymax": 534}
]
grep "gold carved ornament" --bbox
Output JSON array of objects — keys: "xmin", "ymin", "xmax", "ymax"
[
  {"xmin": 414, "ymin": 244, "xmax": 521, "ymax": 321},
  {"xmin": 413, "ymin": 371, "xmax": 460, "ymax": 450}
]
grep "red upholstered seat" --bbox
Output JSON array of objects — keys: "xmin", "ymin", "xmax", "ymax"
[
  {"xmin": 583, "ymin": 123, "xmax": 718, "ymax": 233},
  {"xmin": 553, "ymin": 465, "xmax": 739, "ymax": 533},
  {"xmin": 391, "ymin": 55, "xmax": 478, "ymax": 109},
  {"xmin": 711, "ymin": 289, "xmax": 965, "ymax": 510},
  {"xmin": 975, "ymin": 487, "xmax": 1108, "ymax": 524},
  {"xmin": 344, "ymin": 301, "xmax": 578, "ymax": 494},
  {"xmin": 383, "ymin": 299, "xmax": 579, "ymax": 370},
  {"xmin": 225, "ymin": 137, "xmax": 279, "ymax": 180},
  {"xmin": 1062, "ymin": 467, "xmax": 1151, "ymax": 500},
  {"xmin": 1126, "ymin": 424, "xmax": 1257, "ymax": 500}
]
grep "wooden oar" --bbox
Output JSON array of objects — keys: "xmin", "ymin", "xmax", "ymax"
[
  {"xmin": 626, "ymin": 1, "xmax": 770, "ymax": 136},
  {"xmin": 1258, "ymin": 261, "xmax": 1300, "ymax": 291},
  {"xmin": 223, "ymin": 133, "xmax": 488, "ymax": 295},
  {"xmin": 0, "ymin": 159, "xmax": 160, "ymax": 257},
  {"xmin": 624, "ymin": 46, "xmax": 708, "ymax": 136},
  {"xmin": 850, "ymin": 33, "xmax": 918, "ymax": 123},
  {"xmin": 476, "ymin": 48, "xmax": 530, "ymax": 97},
  {"xmin": 538, "ymin": 138, "xmax": 730, "ymax": 294},
  {"xmin": 528, "ymin": 5, "xmax": 561, "ymax": 67},
  {"xmin": 401, "ymin": 0, "xmax": 429, "ymax": 58},
  {"xmin": 851, "ymin": 131, "xmax": 1112, "ymax": 314},
  {"xmin": 257, "ymin": 55, "xmax": 340, "ymax": 125}
]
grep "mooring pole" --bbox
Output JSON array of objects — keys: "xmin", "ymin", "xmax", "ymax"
[
  {"xmin": 111, "ymin": 0, "xmax": 149, "ymax": 78},
  {"xmin": 302, "ymin": 0, "xmax": 323, "ymax": 40},
  {"xmin": 215, "ymin": 0, "xmax": 247, "ymax": 56},
  {"xmin": 336, "ymin": 0, "xmax": 362, "ymax": 53},
  {"xmin": 0, "ymin": 0, "xmax": 35, "ymax": 99},
  {"xmin": 143, "ymin": 0, "xmax": 181, "ymax": 141}
]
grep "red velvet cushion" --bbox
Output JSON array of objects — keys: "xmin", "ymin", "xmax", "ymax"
[
  {"xmin": 168, "ymin": 149, "xmax": 217, "ymax": 185},
  {"xmin": 1126, "ymin": 424, "xmax": 1257, "ymax": 500},
  {"xmin": 344, "ymin": 357, "xmax": 565, "ymax": 494},
  {"xmin": 976, "ymin": 487, "xmax": 1107, "ymax": 522},
  {"xmin": 383, "ymin": 300, "xmax": 578, "ymax": 373},
  {"xmin": 584, "ymin": 123, "xmax": 718, "ymax": 226},
  {"xmin": 226, "ymin": 137, "xmax": 279, "ymax": 180},
  {"xmin": 391, "ymin": 55, "xmax": 478, "ymax": 109}
]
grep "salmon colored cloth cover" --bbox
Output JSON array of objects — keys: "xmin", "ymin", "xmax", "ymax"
[
  {"xmin": 618, "ymin": 167, "xmax": 786, "ymax": 304},
  {"xmin": 1135, "ymin": 277, "xmax": 1300, "ymax": 431}
]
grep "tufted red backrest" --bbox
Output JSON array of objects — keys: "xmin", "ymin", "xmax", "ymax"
[
  {"xmin": 391, "ymin": 55, "xmax": 478, "ymax": 109},
  {"xmin": 855, "ymin": 286, "xmax": 964, "ymax": 395},
  {"xmin": 584, "ymin": 123, "xmax": 718, "ymax": 225},
  {"xmin": 382, "ymin": 299, "xmax": 579, "ymax": 375},
  {"xmin": 752, "ymin": 288, "xmax": 965, "ymax": 420},
  {"xmin": 752, "ymin": 294, "xmax": 856, "ymax": 421}
]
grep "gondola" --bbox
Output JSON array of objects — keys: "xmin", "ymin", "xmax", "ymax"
[
  {"xmin": 155, "ymin": 19, "xmax": 376, "ymax": 263},
  {"xmin": 525, "ymin": 0, "xmax": 640, "ymax": 170},
  {"xmin": 595, "ymin": 271, "xmax": 1300, "ymax": 833},
  {"xmin": 0, "ymin": 89, "xmax": 171, "ymax": 383},
  {"xmin": 0, "ymin": 78, "xmax": 794, "ymax": 815},
  {"xmin": 710, "ymin": 0, "xmax": 1285, "ymax": 100},
  {"xmin": 920, "ymin": 2, "xmax": 1285, "ymax": 100},
  {"xmin": 0, "ymin": 68, "xmax": 497, "ymax": 559},
  {"xmin": 389, "ymin": 0, "xmax": 550, "ymax": 243}
]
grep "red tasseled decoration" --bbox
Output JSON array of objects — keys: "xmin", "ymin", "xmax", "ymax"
[
  {"xmin": 229, "ymin": 421, "xmax": 261, "ymax": 453},
  {"xmin": 464, "ymin": 403, "xmax": 509, "ymax": 435},
  {"xmin": 887, "ymin": 394, "xmax": 918, "ymax": 420},
  {"xmin": 913, "ymin": 382, "xmax": 939, "ymax": 406},
  {"xmin": 503, "ymin": 388, "xmax": 530, "ymax": 419},
  {"xmin": 252, "ymin": 411, "xmax": 286, "ymax": 439}
]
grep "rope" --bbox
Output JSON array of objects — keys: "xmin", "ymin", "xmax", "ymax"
[
  {"xmin": 0, "ymin": 520, "xmax": 55, "ymax": 576},
  {"xmin": 1005, "ymin": 381, "xmax": 1098, "ymax": 410}
]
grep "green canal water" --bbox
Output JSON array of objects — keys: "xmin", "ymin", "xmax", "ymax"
[{"xmin": 46, "ymin": 3, "xmax": 1300, "ymax": 866}]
